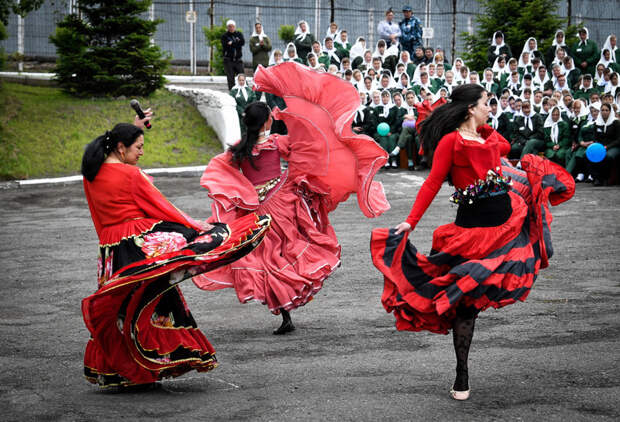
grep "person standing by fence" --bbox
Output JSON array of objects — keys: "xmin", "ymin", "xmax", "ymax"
[
  {"xmin": 399, "ymin": 5, "xmax": 423, "ymax": 57},
  {"xmin": 249, "ymin": 22, "xmax": 272, "ymax": 71},
  {"xmin": 377, "ymin": 8, "xmax": 401, "ymax": 48},
  {"xmin": 221, "ymin": 20, "xmax": 245, "ymax": 90}
]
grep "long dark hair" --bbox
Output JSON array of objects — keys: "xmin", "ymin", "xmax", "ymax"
[
  {"xmin": 81, "ymin": 123, "xmax": 144, "ymax": 181},
  {"xmin": 419, "ymin": 83, "xmax": 486, "ymax": 164},
  {"xmin": 230, "ymin": 101, "xmax": 271, "ymax": 169}
]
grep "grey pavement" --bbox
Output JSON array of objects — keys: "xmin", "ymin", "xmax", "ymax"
[{"xmin": 0, "ymin": 170, "xmax": 618, "ymax": 421}]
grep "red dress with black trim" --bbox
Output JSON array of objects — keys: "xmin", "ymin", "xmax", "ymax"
[
  {"xmin": 370, "ymin": 126, "xmax": 575, "ymax": 334},
  {"xmin": 193, "ymin": 62, "xmax": 391, "ymax": 313},
  {"xmin": 82, "ymin": 163, "xmax": 271, "ymax": 387}
]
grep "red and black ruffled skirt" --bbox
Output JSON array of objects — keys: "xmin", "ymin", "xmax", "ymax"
[
  {"xmin": 83, "ymin": 213, "xmax": 271, "ymax": 387},
  {"xmin": 370, "ymin": 155, "xmax": 574, "ymax": 334}
]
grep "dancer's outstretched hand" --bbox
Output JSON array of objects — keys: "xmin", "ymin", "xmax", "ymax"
[{"xmin": 394, "ymin": 222, "xmax": 411, "ymax": 235}]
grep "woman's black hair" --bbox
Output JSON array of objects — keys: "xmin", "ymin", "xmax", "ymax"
[
  {"xmin": 81, "ymin": 123, "xmax": 144, "ymax": 181},
  {"xmin": 419, "ymin": 83, "xmax": 486, "ymax": 165},
  {"xmin": 229, "ymin": 101, "xmax": 271, "ymax": 169}
]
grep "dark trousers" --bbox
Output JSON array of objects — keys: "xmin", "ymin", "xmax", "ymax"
[{"xmin": 223, "ymin": 58, "xmax": 244, "ymax": 90}]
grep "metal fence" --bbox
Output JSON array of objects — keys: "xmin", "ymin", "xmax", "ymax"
[{"xmin": 2, "ymin": 0, "xmax": 619, "ymax": 70}]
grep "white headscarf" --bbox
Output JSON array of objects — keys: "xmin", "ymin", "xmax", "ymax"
[
  {"xmin": 432, "ymin": 87, "xmax": 449, "ymax": 104},
  {"xmin": 350, "ymin": 37, "xmax": 366, "ymax": 61},
  {"xmin": 602, "ymin": 35, "xmax": 617, "ymax": 63},
  {"xmin": 268, "ymin": 49, "xmax": 283, "ymax": 66},
  {"xmin": 323, "ymin": 37, "xmax": 341, "ymax": 64},
  {"xmin": 295, "ymin": 20, "xmax": 311, "ymax": 42},
  {"xmin": 522, "ymin": 37, "xmax": 539, "ymax": 55},
  {"xmin": 572, "ymin": 99, "xmax": 590, "ymax": 121},
  {"xmin": 373, "ymin": 40, "xmax": 399, "ymax": 61},
  {"xmin": 482, "ymin": 71, "xmax": 497, "ymax": 92},
  {"xmin": 411, "ymin": 64, "xmax": 427, "ymax": 85},
  {"xmin": 521, "ymin": 103, "xmax": 536, "ymax": 130},
  {"xmin": 488, "ymin": 100, "xmax": 502, "ymax": 129},
  {"xmin": 232, "ymin": 74, "xmax": 249, "ymax": 101},
  {"xmin": 306, "ymin": 53, "xmax": 322, "ymax": 70},
  {"xmin": 595, "ymin": 104, "xmax": 618, "ymax": 132},
  {"xmin": 398, "ymin": 50, "xmax": 413, "ymax": 67},
  {"xmin": 325, "ymin": 25, "xmax": 340, "ymax": 40},
  {"xmin": 577, "ymin": 27, "xmax": 590, "ymax": 46},
  {"xmin": 284, "ymin": 42, "xmax": 299, "ymax": 61},
  {"xmin": 552, "ymin": 30, "xmax": 566, "ymax": 47},
  {"xmin": 598, "ymin": 49, "xmax": 613, "ymax": 69},
  {"xmin": 594, "ymin": 67, "xmax": 606, "ymax": 86},
  {"xmin": 251, "ymin": 24, "xmax": 267, "ymax": 41},
  {"xmin": 588, "ymin": 101, "xmax": 601, "ymax": 122},
  {"xmin": 379, "ymin": 89, "xmax": 394, "ymax": 117},
  {"xmin": 358, "ymin": 77, "xmax": 377, "ymax": 95},
  {"xmin": 518, "ymin": 51, "xmax": 532, "ymax": 69},
  {"xmin": 491, "ymin": 31, "xmax": 506, "ymax": 55},
  {"xmin": 378, "ymin": 70, "xmax": 399, "ymax": 90},
  {"xmin": 552, "ymin": 53, "xmax": 567, "ymax": 75},
  {"xmin": 370, "ymin": 90, "xmax": 383, "ymax": 108},
  {"xmin": 492, "ymin": 56, "xmax": 510, "ymax": 76},
  {"xmin": 544, "ymin": 106, "xmax": 562, "ymax": 143},
  {"xmin": 604, "ymin": 72, "xmax": 619, "ymax": 96}
]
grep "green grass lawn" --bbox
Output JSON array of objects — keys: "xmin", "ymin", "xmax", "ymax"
[{"xmin": 0, "ymin": 82, "xmax": 222, "ymax": 180}]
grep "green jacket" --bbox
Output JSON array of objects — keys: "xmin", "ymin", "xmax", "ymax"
[
  {"xmin": 374, "ymin": 105, "xmax": 397, "ymax": 133},
  {"xmin": 230, "ymin": 86, "xmax": 257, "ymax": 116},
  {"xmin": 571, "ymin": 39, "xmax": 599, "ymax": 76},
  {"xmin": 391, "ymin": 106, "xmax": 408, "ymax": 134},
  {"xmin": 487, "ymin": 44, "xmax": 512, "ymax": 67},
  {"xmin": 294, "ymin": 33, "xmax": 316, "ymax": 65},
  {"xmin": 334, "ymin": 41, "xmax": 351, "ymax": 58},
  {"xmin": 543, "ymin": 120, "xmax": 572, "ymax": 149},
  {"xmin": 249, "ymin": 35, "xmax": 272, "ymax": 70},
  {"xmin": 594, "ymin": 120, "xmax": 620, "ymax": 150},
  {"xmin": 511, "ymin": 114, "xmax": 545, "ymax": 145},
  {"xmin": 573, "ymin": 86, "xmax": 599, "ymax": 103}
]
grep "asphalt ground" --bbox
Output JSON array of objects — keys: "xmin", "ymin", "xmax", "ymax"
[{"xmin": 0, "ymin": 170, "xmax": 619, "ymax": 421}]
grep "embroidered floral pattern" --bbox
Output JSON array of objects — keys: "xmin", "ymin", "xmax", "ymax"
[
  {"xmin": 152, "ymin": 311, "xmax": 175, "ymax": 328},
  {"xmin": 450, "ymin": 167, "xmax": 512, "ymax": 205},
  {"xmin": 141, "ymin": 231, "xmax": 188, "ymax": 259}
]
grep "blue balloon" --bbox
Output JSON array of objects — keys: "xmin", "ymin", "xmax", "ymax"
[
  {"xmin": 377, "ymin": 122, "xmax": 390, "ymax": 136},
  {"xmin": 586, "ymin": 142, "xmax": 606, "ymax": 163}
]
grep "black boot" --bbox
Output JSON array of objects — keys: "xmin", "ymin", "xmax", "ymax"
[{"xmin": 273, "ymin": 309, "xmax": 295, "ymax": 335}]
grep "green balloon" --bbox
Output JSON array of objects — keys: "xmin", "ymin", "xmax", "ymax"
[{"xmin": 377, "ymin": 122, "xmax": 390, "ymax": 136}]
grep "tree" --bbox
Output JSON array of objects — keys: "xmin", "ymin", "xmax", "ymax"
[
  {"xmin": 278, "ymin": 25, "xmax": 295, "ymax": 46},
  {"xmin": 0, "ymin": 0, "xmax": 45, "ymax": 25},
  {"xmin": 49, "ymin": 0, "xmax": 169, "ymax": 97},
  {"xmin": 0, "ymin": 0, "xmax": 45, "ymax": 70},
  {"xmin": 461, "ymin": 0, "xmax": 570, "ymax": 72}
]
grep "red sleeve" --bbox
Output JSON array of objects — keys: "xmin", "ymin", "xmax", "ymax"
[
  {"xmin": 131, "ymin": 168, "xmax": 203, "ymax": 231},
  {"xmin": 478, "ymin": 124, "xmax": 510, "ymax": 156},
  {"xmin": 83, "ymin": 178, "xmax": 104, "ymax": 239},
  {"xmin": 405, "ymin": 133, "xmax": 455, "ymax": 229},
  {"xmin": 274, "ymin": 134, "xmax": 291, "ymax": 159}
]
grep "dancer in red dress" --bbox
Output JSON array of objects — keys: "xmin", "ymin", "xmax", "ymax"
[
  {"xmin": 193, "ymin": 62, "xmax": 390, "ymax": 334},
  {"xmin": 370, "ymin": 84, "xmax": 574, "ymax": 400},
  {"xmin": 81, "ymin": 117, "xmax": 271, "ymax": 388}
]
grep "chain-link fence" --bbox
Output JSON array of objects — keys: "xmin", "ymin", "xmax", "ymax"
[{"xmin": 2, "ymin": 0, "xmax": 619, "ymax": 70}]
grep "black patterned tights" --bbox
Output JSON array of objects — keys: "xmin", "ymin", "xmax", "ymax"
[{"xmin": 452, "ymin": 305, "xmax": 479, "ymax": 391}]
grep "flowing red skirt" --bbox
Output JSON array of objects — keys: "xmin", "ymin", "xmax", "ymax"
[
  {"xmin": 193, "ymin": 176, "xmax": 341, "ymax": 313},
  {"xmin": 370, "ymin": 155, "xmax": 575, "ymax": 334},
  {"xmin": 83, "ymin": 213, "xmax": 271, "ymax": 386}
]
